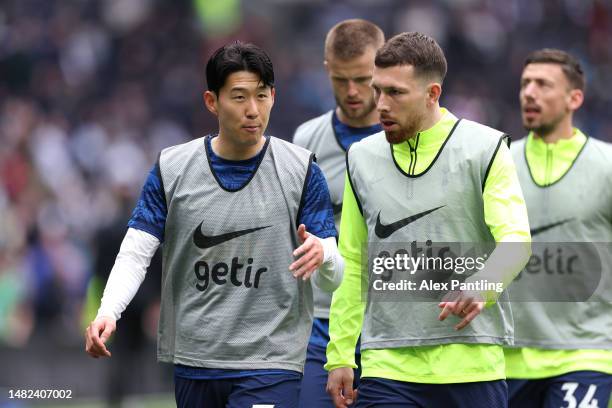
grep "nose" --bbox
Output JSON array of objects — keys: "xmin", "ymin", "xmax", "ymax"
[
  {"xmin": 522, "ymin": 82, "xmax": 537, "ymax": 100},
  {"xmin": 347, "ymin": 80, "xmax": 359, "ymax": 98},
  {"xmin": 245, "ymin": 97, "xmax": 259, "ymax": 119},
  {"xmin": 376, "ymin": 92, "xmax": 389, "ymax": 113}
]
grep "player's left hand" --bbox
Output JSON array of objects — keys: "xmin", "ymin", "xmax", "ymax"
[
  {"xmin": 289, "ymin": 224, "xmax": 324, "ymax": 281},
  {"xmin": 438, "ymin": 290, "xmax": 485, "ymax": 330}
]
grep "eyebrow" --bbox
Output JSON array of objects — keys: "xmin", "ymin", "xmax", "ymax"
[
  {"xmin": 372, "ymin": 83, "xmax": 407, "ymax": 91},
  {"xmin": 332, "ymin": 75, "xmax": 372, "ymax": 80},
  {"xmin": 521, "ymin": 76, "xmax": 553, "ymax": 84},
  {"xmin": 230, "ymin": 85, "xmax": 269, "ymax": 92}
]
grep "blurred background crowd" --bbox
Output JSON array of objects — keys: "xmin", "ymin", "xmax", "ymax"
[{"xmin": 1, "ymin": 0, "xmax": 611, "ymax": 405}]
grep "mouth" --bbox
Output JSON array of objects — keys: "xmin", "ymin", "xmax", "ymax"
[
  {"xmin": 242, "ymin": 125, "xmax": 261, "ymax": 133},
  {"xmin": 522, "ymin": 106, "xmax": 541, "ymax": 119},
  {"xmin": 380, "ymin": 117, "xmax": 398, "ymax": 131},
  {"xmin": 345, "ymin": 100, "xmax": 363, "ymax": 109}
]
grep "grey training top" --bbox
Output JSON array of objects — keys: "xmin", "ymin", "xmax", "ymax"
[{"xmin": 157, "ymin": 136, "xmax": 315, "ymax": 371}]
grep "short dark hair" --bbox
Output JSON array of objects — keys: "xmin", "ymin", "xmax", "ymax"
[
  {"xmin": 375, "ymin": 32, "xmax": 447, "ymax": 83},
  {"xmin": 205, "ymin": 41, "xmax": 274, "ymax": 94},
  {"xmin": 325, "ymin": 19, "xmax": 385, "ymax": 60},
  {"xmin": 524, "ymin": 48, "xmax": 585, "ymax": 91}
]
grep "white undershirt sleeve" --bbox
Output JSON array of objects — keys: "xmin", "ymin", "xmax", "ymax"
[
  {"xmin": 96, "ymin": 228, "xmax": 160, "ymax": 321},
  {"xmin": 311, "ymin": 236, "xmax": 344, "ymax": 293}
]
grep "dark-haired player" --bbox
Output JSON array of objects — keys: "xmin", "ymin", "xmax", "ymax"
[
  {"xmin": 505, "ymin": 48, "xmax": 612, "ymax": 408},
  {"xmin": 85, "ymin": 41, "xmax": 344, "ymax": 408},
  {"xmin": 326, "ymin": 32, "xmax": 531, "ymax": 408}
]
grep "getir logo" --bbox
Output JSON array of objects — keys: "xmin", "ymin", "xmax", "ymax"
[{"xmin": 192, "ymin": 223, "xmax": 271, "ymax": 291}]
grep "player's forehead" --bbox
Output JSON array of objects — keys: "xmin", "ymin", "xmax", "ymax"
[
  {"xmin": 222, "ymin": 71, "xmax": 269, "ymax": 92},
  {"xmin": 327, "ymin": 48, "xmax": 376, "ymax": 77},
  {"xmin": 521, "ymin": 63, "xmax": 565, "ymax": 82},
  {"xmin": 371, "ymin": 64, "xmax": 417, "ymax": 89}
]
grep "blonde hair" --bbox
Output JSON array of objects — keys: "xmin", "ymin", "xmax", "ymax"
[{"xmin": 324, "ymin": 19, "xmax": 384, "ymax": 61}]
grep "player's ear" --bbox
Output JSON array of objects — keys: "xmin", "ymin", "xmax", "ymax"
[
  {"xmin": 568, "ymin": 88, "xmax": 584, "ymax": 112},
  {"xmin": 204, "ymin": 90, "xmax": 218, "ymax": 116},
  {"xmin": 427, "ymin": 82, "xmax": 442, "ymax": 106},
  {"xmin": 270, "ymin": 86, "xmax": 276, "ymax": 105}
]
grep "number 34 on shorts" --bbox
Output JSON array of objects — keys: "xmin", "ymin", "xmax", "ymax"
[{"xmin": 560, "ymin": 382, "xmax": 599, "ymax": 408}]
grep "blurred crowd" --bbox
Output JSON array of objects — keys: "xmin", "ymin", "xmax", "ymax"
[{"xmin": 1, "ymin": 0, "xmax": 611, "ymax": 351}]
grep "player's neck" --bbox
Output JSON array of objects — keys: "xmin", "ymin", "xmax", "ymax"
[
  {"xmin": 336, "ymin": 107, "xmax": 379, "ymax": 128},
  {"xmin": 417, "ymin": 104, "xmax": 443, "ymax": 136},
  {"xmin": 212, "ymin": 133, "xmax": 266, "ymax": 161},
  {"xmin": 534, "ymin": 116, "xmax": 574, "ymax": 144}
]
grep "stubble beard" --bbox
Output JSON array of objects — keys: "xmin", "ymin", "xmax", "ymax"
[
  {"xmin": 523, "ymin": 112, "xmax": 565, "ymax": 138},
  {"xmin": 384, "ymin": 129, "xmax": 406, "ymax": 144},
  {"xmin": 384, "ymin": 118, "xmax": 421, "ymax": 145},
  {"xmin": 337, "ymin": 96, "xmax": 377, "ymax": 123}
]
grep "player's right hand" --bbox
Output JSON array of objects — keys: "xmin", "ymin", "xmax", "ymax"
[
  {"xmin": 85, "ymin": 316, "xmax": 116, "ymax": 358},
  {"xmin": 438, "ymin": 290, "xmax": 485, "ymax": 330},
  {"xmin": 326, "ymin": 367, "xmax": 357, "ymax": 407}
]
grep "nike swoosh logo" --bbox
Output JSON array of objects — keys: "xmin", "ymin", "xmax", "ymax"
[
  {"xmin": 375, "ymin": 206, "xmax": 445, "ymax": 239},
  {"xmin": 332, "ymin": 202, "xmax": 343, "ymax": 215},
  {"xmin": 193, "ymin": 224, "xmax": 272, "ymax": 248},
  {"xmin": 530, "ymin": 218, "xmax": 573, "ymax": 236}
]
